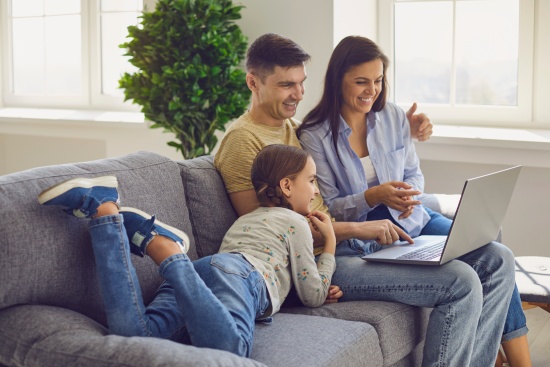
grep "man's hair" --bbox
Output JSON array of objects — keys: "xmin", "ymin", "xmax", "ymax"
[
  {"xmin": 246, "ymin": 33, "xmax": 311, "ymax": 82},
  {"xmin": 251, "ymin": 144, "xmax": 310, "ymax": 210}
]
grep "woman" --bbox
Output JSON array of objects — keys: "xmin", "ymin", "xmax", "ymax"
[{"xmin": 297, "ymin": 35, "xmax": 530, "ymax": 366}]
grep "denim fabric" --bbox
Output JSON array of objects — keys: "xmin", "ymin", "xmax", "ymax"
[
  {"xmin": 88, "ymin": 214, "xmax": 269, "ymax": 357},
  {"xmin": 334, "ymin": 238, "xmax": 382, "ymax": 257},
  {"xmin": 502, "ymin": 284, "xmax": 529, "ymax": 341},
  {"xmin": 332, "ymin": 241, "xmax": 515, "ymax": 367},
  {"xmin": 366, "ymin": 205, "xmax": 452, "ymax": 236},
  {"xmin": 366, "ymin": 205, "xmax": 527, "ymax": 345},
  {"xmin": 419, "ymin": 207, "xmax": 453, "ymax": 236},
  {"xmin": 331, "ymin": 204, "xmax": 523, "ymax": 365}
]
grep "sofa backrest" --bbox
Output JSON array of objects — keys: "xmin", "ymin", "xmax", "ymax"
[
  {"xmin": 0, "ymin": 151, "xmax": 197, "ymax": 326},
  {"xmin": 178, "ymin": 155, "xmax": 238, "ymax": 258}
]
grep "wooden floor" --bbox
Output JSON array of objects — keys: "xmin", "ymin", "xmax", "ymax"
[{"xmin": 525, "ymin": 307, "xmax": 550, "ymax": 366}]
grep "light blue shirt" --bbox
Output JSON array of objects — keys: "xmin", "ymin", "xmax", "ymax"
[{"xmin": 299, "ymin": 102, "xmax": 429, "ymax": 237}]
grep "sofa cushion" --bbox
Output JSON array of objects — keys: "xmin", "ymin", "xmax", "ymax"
[
  {"xmin": 178, "ymin": 156, "xmax": 237, "ymax": 258},
  {"xmin": 252, "ymin": 313, "xmax": 383, "ymax": 367},
  {"xmin": 0, "ymin": 151, "xmax": 196, "ymax": 326},
  {"xmin": 0, "ymin": 305, "xmax": 264, "ymax": 367},
  {"xmin": 281, "ymin": 301, "xmax": 430, "ymax": 366}
]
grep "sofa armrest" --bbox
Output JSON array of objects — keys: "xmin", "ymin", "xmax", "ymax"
[
  {"xmin": 0, "ymin": 305, "xmax": 265, "ymax": 367},
  {"xmin": 419, "ymin": 193, "xmax": 461, "ymax": 220}
]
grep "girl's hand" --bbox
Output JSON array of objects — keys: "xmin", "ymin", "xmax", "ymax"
[
  {"xmin": 365, "ymin": 181, "xmax": 421, "ymax": 214},
  {"xmin": 324, "ymin": 285, "xmax": 343, "ymax": 304},
  {"xmin": 307, "ymin": 210, "xmax": 335, "ymax": 241}
]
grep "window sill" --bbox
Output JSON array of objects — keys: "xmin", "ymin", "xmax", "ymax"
[
  {"xmin": 416, "ymin": 125, "xmax": 550, "ymax": 168},
  {"xmin": 0, "ymin": 107, "xmax": 145, "ymax": 125},
  {"xmin": 1, "ymin": 107, "xmax": 549, "ymax": 168}
]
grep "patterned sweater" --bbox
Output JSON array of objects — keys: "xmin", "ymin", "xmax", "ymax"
[{"xmin": 218, "ymin": 207, "xmax": 336, "ymax": 317}]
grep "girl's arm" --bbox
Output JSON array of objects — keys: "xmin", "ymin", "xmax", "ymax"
[{"xmin": 289, "ymin": 213, "xmax": 336, "ymax": 308}]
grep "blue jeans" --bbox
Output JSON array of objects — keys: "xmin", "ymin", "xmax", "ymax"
[
  {"xmin": 87, "ymin": 214, "xmax": 270, "ymax": 357},
  {"xmin": 419, "ymin": 207, "xmax": 528, "ymax": 341},
  {"xmin": 333, "ymin": 205, "xmax": 522, "ymax": 366}
]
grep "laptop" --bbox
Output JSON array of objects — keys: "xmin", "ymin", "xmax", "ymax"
[{"xmin": 362, "ymin": 165, "xmax": 522, "ymax": 266}]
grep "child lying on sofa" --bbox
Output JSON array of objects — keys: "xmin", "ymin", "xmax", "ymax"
[{"xmin": 37, "ymin": 144, "xmax": 339, "ymax": 357}]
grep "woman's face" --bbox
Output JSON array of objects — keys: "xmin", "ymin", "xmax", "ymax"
[{"xmin": 340, "ymin": 58, "xmax": 384, "ymax": 119}]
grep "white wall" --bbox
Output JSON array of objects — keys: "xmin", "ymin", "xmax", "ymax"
[{"xmin": 237, "ymin": 0, "xmax": 335, "ymax": 121}]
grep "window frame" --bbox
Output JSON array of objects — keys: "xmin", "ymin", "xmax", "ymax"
[
  {"xmin": 0, "ymin": 0, "xmax": 146, "ymax": 111},
  {"xmin": 378, "ymin": 0, "xmax": 535, "ymax": 128}
]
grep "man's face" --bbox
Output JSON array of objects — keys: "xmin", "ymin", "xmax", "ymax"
[{"xmin": 251, "ymin": 64, "xmax": 307, "ymax": 125}]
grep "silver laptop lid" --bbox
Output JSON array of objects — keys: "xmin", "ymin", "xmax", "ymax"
[{"xmin": 440, "ymin": 165, "xmax": 522, "ymax": 264}]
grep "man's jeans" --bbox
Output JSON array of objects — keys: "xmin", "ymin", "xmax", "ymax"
[
  {"xmin": 368, "ymin": 204, "xmax": 528, "ymax": 342},
  {"xmin": 335, "ymin": 205, "xmax": 517, "ymax": 366},
  {"xmin": 87, "ymin": 214, "xmax": 270, "ymax": 357},
  {"xmin": 332, "ymin": 242, "xmax": 515, "ymax": 366}
]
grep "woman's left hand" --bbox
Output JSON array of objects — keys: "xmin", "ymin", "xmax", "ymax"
[{"xmin": 324, "ymin": 285, "xmax": 343, "ymax": 304}]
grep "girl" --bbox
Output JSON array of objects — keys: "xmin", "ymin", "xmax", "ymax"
[
  {"xmin": 37, "ymin": 144, "xmax": 337, "ymax": 357},
  {"xmin": 296, "ymin": 35, "xmax": 530, "ymax": 367}
]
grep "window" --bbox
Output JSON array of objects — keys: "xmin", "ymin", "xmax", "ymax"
[
  {"xmin": 378, "ymin": 0, "xmax": 535, "ymax": 126},
  {"xmin": 0, "ymin": 0, "xmax": 146, "ymax": 111}
]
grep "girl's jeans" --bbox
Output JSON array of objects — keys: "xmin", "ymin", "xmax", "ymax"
[
  {"xmin": 332, "ymin": 205, "xmax": 522, "ymax": 366},
  {"xmin": 87, "ymin": 214, "xmax": 270, "ymax": 357}
]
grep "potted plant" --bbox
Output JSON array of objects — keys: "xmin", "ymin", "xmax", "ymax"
[{"xmin": 119, "ymin": 0, "xmax": 251, "ymax": 159}]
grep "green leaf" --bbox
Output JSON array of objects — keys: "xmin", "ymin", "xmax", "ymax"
[{"xmin": 118, "ymin": 0, "xmax": 251, "ymax": 159}]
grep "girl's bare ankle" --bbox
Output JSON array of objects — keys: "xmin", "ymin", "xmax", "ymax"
[{"xmin": 93, "ymin": 202, "xmax": 120, "ymax": 218}]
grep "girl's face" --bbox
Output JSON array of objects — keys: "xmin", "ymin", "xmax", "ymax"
[
  {"xmin": 340, "ymin": 58, "xmax": 384, "ymax": 120},
  {"xmin": 283, "ymin": 156, "xmax": 319, "ymax": 216}
]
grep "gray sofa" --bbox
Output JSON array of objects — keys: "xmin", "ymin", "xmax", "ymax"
[{"xmin": 1, "ymin": 151, "xmax": 448, "ymax": 367}]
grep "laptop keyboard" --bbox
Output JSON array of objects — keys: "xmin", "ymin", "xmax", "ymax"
[{"xmin": 396, "ymin": 240, "xmax": 446, "ymax": 260}]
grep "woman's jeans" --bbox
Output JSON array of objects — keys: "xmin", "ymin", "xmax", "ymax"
[
  {"xmin": 87, "ymin": 214, "xmax": 270, "ymax": 357},
  {"xmin": 333, "ymin": 205, "xmax": 523, "ymax": 366}
]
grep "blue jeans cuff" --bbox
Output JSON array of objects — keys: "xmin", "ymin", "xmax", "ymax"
[{"xmin": 502, "ymin": 325, "xmax": 528, "ymax": 342}]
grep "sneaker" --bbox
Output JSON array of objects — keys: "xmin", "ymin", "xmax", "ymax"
[
  {"xmin": 38, "ymin": 176, "xmax": 120, "ymax": 218},
  {"xmin": 120, "ymin": 207, "xmax": 189, "ymax": 257}
]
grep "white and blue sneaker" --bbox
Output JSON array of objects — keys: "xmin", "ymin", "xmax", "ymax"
[
  {"xmin": 38, "ymin": 176, "xmax": 120, "ymax": 218},
  {"xmin": 120, "ymin": 207, "xmax": 189, "ymax": 257}
]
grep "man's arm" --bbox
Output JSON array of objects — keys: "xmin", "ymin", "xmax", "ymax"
[
  {"xmin": 229, "ymin": 192, "xmax": 413, "ymax": 245},
  {"xmin": 406, "ymin": 102, "xmax": 433, "ymax": 142},
  {"xmin": 332, "ymin": 220, "xmax": 412, "ymax": 245}
]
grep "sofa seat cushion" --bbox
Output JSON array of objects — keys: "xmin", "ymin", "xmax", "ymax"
[
  {"xmin": 0, "ymin": 305, "xmax": 265, "ymax": 367},
  {"xmin": 281, "ymin": 301, "xmax": 430, "ymax": 366},
  {"xmin": 251, "ymin": 313, "xmax": 383, "ymax": 367}
]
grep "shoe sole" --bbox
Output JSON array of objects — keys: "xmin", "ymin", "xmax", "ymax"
[
  {"xmin": 120, "ymin": 207, "xmax": 190, "ymax": 251},
  {"xmin": 38, "ymin": 176, "xmax": 118, "ymax": 204}
]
